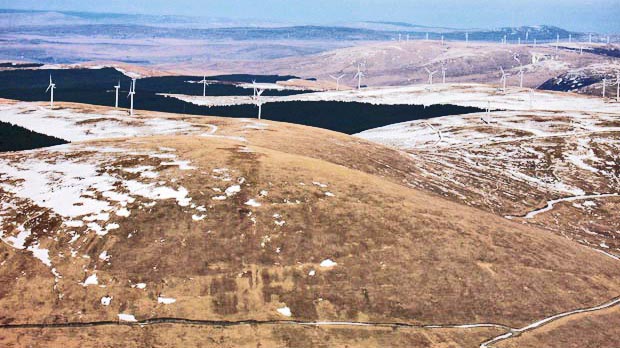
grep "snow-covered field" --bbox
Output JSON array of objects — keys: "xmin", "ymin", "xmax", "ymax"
[
  {"xmin": 0, "ymin": 102, "xmax": 197, "ymax": 142},
  {"xmin": 162, "ymin": 83, "xmax": 620, "ymax": 113}
]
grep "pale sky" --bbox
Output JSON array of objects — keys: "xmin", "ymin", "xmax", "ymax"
[{"xmin": 1, "ymin": 0, "xmax": 619, "ymax": 32}]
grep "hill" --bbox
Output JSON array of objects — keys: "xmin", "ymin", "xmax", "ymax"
[{"xmin": 0, "ymin": 100, "xmax": 620, "ymax": 347}]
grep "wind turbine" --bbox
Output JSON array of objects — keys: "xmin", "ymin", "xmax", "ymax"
[
  {"xmin": 127, "ymin": 78, "xmax": 136, "ymax": 116},
  {"xmin": 525, "ymin": 30, "xmax": 529, "ymax": 43},
  {"xmin": 441, "ymin": 35, "xmax": 444, "ymax": 46},
  {"xmin": 329, "ymin": 73, "xmax": 346, "ymax": 91},
  {"xmin": 616, "ymin": 72, "xmax": 620, "ymax": 101},
  {"xmin": 251, "ymin": 80, "xmax": 257, "ymax": 98},
  {"xmin": 499, "ymin": 67, "xmax": 508, "ymax": 92},
  {"xmin": 441, "ymin": 64, "xmax": 447, "ymax": 84},
  {"xmin": 514, "ymin": 55, "xmax": 524, "ymax": 88},
  {"xmin": 353, "ymin": 64, "xmax": 365, "ymax": 90},
  {"xmin": 425, "ymin": 67, "xmax": 438, "ymax": 85},
  {"xmin": 589, "ymin": 33, "xmax": 593, "ymax": 43},
  {"xmin": 45, "ymin": 75, "xmax": 56, "ymax": 108},
  {"xmin": 602, "ymin": 78, "xmax": 607, "ymax": 98},
  {"xmin": 426, "ymin": 33, "xmax": 429, "ymax": 41},
  {"xmin": 569, "ymin": 34, "xmax": 572, "ymax": 43},
  {"xmin": 114, "ymin": 81, "xmax": 120, "ymax": 108},
  {"xmin": 198, "ymin": 75, "xmax": 210, "ymax": 97},
  {"xmin": 465, "ymin": 32, "xmax": 469, "ymax": 43},
  {"xmin": 253, "ymin": 89, "xmax": 265, "ymax": 119},
  {"xmin": 556, "ymin": 34, "xmax": 560, "ymax": 52}
]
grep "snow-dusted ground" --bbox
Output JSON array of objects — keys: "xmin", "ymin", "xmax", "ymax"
[
  {"xmin": 357, "ymin": 107, "xmax": 620, "ymax": 256},
  {"xmin": 161, "ymin": 83, "xmax": 620, "ymax": 114},
  {"xmin": 0, "ymin": 143, "xmax": 207, "ymax": 287},
  {"xmin": 0, "ymin": 103, "xmax": 197, "ymax": 142}
]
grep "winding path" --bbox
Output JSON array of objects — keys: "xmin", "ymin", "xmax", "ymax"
[
  {"xmin": 480, "ymin": 296, "xmax": 620, "ymax": 348},
  {"xmin": 505, "ymin": 193, "xmax": 619, "ymax": 219}
]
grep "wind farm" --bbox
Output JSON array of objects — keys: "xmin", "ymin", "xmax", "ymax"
[{"xmin": 0, "ymin": 3, "xmax": 619, "ymax": 348}]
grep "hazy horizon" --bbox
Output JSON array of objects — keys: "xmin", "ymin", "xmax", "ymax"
[{"xmin": 1, "ymin": 0, "xmax": 619, "ymax": 33}]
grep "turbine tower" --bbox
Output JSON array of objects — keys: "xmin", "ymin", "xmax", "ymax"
[
  {"xmin": 602, "ymin": 78, "xmax": 607, "ymax": 98},
  {"xmin": 329, "ymin": 74, "xmax": 346, "ymax": 91},
  {"xmin": 441, "ymin": 65, "xmax": 447, "ymax": 84},
  {"xmin": 45, "ymin": 75, "xmax": 56, "ymax": 108},
  {"xmin": 425, "ymin": 67, "xmax": 438, "ymax": 85},
  {"xmin": 199, "ymin": 75, "xmax": 210, "ymax": 97},
  {"xmin": 465, "ymin": 32, "xmax": 469, "ymax": 43},
  {"xmin": 353, "ymin": 64, "xmax": 365, "ymax": 90},
  {"xmin": 127, "ymin": 78, "xmax": 136, "ymax": 116},
  {"xmin": 114, "ymin": 81, "xmax": 121, "ymax": 108},
  {"xmin": 616, "ymin": 72, "xmax": 620, "ymax": 101}
]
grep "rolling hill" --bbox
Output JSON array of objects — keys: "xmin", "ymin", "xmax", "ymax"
[{"xmin": 0, "ymin": 100, "xmax": 619, "ymax": 347}]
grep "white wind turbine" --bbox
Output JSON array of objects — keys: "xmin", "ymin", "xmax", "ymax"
[
  {"xmin": 425, "ymin": 67, "xmax": 438, "ymax": 85},
  {"xmin": 46, "ymin": 75, "xmax": 56, "ymax": 108},
  {"xmin": 198, "ymin": 75, "xmax": 210, "ymax": 97},
  {"xmin": 114, "ymin": 81, "xmax": 121, "ymax": 108},
  {"xmin": 251, "ymin": 80, "xmax": 257, "ymax": 97},
  {"xmin": 441, "ymin": 64, "xmax": 447, "ymax": 84},
  {"xmin": 353, "ymin": 64, "xmax": 365, "ymax": 90},
  {"xmin": 616, "ymin": 72, "xmax": 620, "ymax": 101},
  {"xmin": 499, "ymin": 67, "xmax": 509, "ymax": 92},
  {"xmin": 602, "ymin": 78, "xmax": 607, "ymax": 98},
  {"xmin": 127, "ymin": 78, "xmax": 136, "ymax": 116},
  {"xmin": 253, "ymin": 88, "xmax": 265, "ymax": 119},
  {"xmin": 514, "ymin": 55, "xmax": 524, "ymax": 88},
  {"xmin": 329, "ymin": 73, "xmax": 346, "ymax": 91},
  {"xmin": 465, "ymin": 32, "xmax": 469, "ymax": 43}
]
